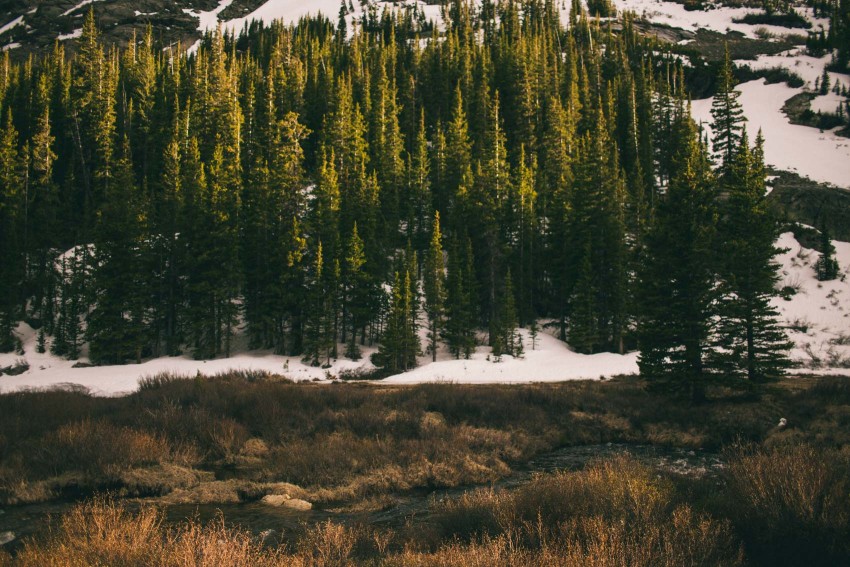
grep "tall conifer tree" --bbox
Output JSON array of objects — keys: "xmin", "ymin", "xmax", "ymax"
[{"xmin": 712, "ymin": 129, "xmax": 791, "ymax": 381}]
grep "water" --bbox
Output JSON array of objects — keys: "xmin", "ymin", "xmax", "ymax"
[{"xmin": 0, "ymin": 443, "xmax": 724, "ymax": 550}]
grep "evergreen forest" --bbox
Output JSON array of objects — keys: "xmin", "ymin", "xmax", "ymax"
[{"xmin": 0, "ymin": 0, "xmax": 797, "ymax": 394}]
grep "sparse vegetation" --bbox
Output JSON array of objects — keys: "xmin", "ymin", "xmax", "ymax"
[{"xmin": 734, "ymin": 10, "xmax": 812, "ymax": 29}]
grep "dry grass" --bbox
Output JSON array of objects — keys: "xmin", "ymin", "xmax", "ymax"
[
  {"xmin": 2, "ymin": 374, "xmax": 850, "ymax": 565},
  {"xmin": 6, "ymin": 460, "xmax": 745, "ymax": 567},
  {"xmin": 12, "ymin": 497, "xmax": 290, "ymax": 567},
  {"xmin": 430, "ymin": 456, "xmax": 743, "ymax": 566},
  {"xmin": 1, "ymin": 374, "xmax": 846, "ymax": 508},
  {"xmin": 724, "ymin": 443, "xmax": 850, "ymax": 565}
]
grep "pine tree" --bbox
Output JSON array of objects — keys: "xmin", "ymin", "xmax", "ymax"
[
  {"xmin": 148, "ymin": 105, "xmax": 184, "ymax": 357},
  {"xmin": 815, "ymin": 223, "xmax": 841, "ymax": 281},
  {"xmin": 512, "ymin": 148, "xmax": 537, "ymax": 327},
  {"xmin": 303, "ymin": 242, "xmax": 335, "ymax": 367},
  {"xmin": 712, "ymin": 130, "xmax": 791, "ymax": 381},
  {"xmin": 408, "ymin": 111, "xmax": 432, "ymax": 256},
  {"xmin": 443, "ymin": 235, "xmax": 478, "ymax": 359},
  {"xmin": 636, "ymin": 112, "xmax": 718, "ymax": 402},
  {"xmin": 569, "ymin": 103, "xmax": 628, "ymax": 353},
  {"xmin": 470, "ymin": 90, "xmax": 511, "ymax": 344},
  {"xmin": 445, "ymin": 85, "xmax": 472, "ymax": 219},
  {"xmin": 569, "ymin": 241, "xmax": 599, "ymax": 354},
  {"xmin": 27, "ymin": 73, "xmax": 60, "ymax": 327},
  {"xmin": 494, "ymin": 269, "xmax": 522, "ymax": 358},
  {"xmin": 343, "ymin": 223, "xmax": 373, "ymax": 360},
  {"xmin": 377, "ymin": 270, "xmax": 419, "ymax": 372},
  {"xmin": 529, "ymin": 318, "xmax": 539, "ymax": 351},
  {"xmin": 0, "ymin": 111, "xmax": 25, "ymax": 351},
  {"xmin": 423, "ymin": 211, "xmax": 446, "ymax": 361},
  {"xmin": 86, "ymin": 137, "xmax": 149, "ymax": 365},
  {"xmin": 820, "ymin": 68, "xmax": 831, "ymax": 95},
  {"xmin": 711, "ymin": 45, "xmax": 746, "ymax": 174},
  {"xmin": 52, "ymin": 247, "xmax": 86, "ymax": 360}
]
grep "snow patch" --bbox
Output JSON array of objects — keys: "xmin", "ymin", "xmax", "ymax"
[
  {"xmin": 57, "ymin": 28, "xmax": 83, "ymax": 41},
  {"xmin": 61, "ymin": 0, "xmax": 102, "ymax": 18},
  {"xmin": 810, "ymin": 92, "xmax": 848, "ymax": 115},
  {"xmin": 0, "ymin": 16, "xmax": 24, "ymax": 36},
  {"xmin": 737, "ymin": 49, "xmax": 850, "ymax": 92},
  {"xmin": 383, "ymin": 330, "xmax": 639, "ymax": 384}
]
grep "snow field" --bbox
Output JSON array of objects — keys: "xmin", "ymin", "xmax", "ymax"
[
  {"xmin": 773, "ymin": 232, "xmax": 850, "ymax": 371},
  {"xmin": 690, "ymin": 78, "xmax": 850, "ymax": 189}
]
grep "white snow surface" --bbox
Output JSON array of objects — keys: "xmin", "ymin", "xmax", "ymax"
[
  {"xmin": 613, "ymin": 0, "xmax": 822, "ymax": 39},
  {"xmin": 57, "ymin": 28, "xmax": 84, "ymax": 41},
  {"xmin": 0, "ymin": 324, "xmax": 378, "ymax": 396},
  {"xmin": 738, "ymin": 49, "xmax": 850, "ymax": 92},
  {"xmin": 0, "ymin": 323, "xmax": 637, "ymax": 395},
  {"xmin": 188, "ymin": 0, "xmax": 444, "ymax": 42},
  {"xmin": 773, "ymin": 232, "xmax": 850, "ymax": 370},
  {"xmin": 810, "ymin": 92, "xmax": 848, "ymax": 115},
  {"xmin": 691, "ymin": 79, "xmax": 850, "ymax": 189},
  {"xmin": 61, "ymin": 0, "xmax": 102, "ymax": 18},
  {"xmin": 383, "ymin": 332, "xmax": 639, "ymax": 384},
  {"xmin": 220, "ymin": 0, "xmax": 354, "ymax": 33}
]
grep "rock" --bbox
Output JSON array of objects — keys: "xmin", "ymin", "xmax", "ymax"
[
  {"xmin": 261, "ymin": 494, "xmax": 290, "ymax": 507},
  {"xmin": 282, "ymin": 498, "xmax": 312, "ymax": 511},
  {"xmin": 0, "ymin": 531, "xmax": 15, "ymax": 546},
  {"xmin": 261, "ymin": 494, "xmax": 312, "ymax": 511}
]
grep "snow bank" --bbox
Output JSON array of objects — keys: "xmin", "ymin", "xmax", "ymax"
[
  {"xmin": 0, "ymin": 16, "xmax": 24, "ymax": 37},
  {"xmin": 811, "ymin": 92, "xmax": 848, "ymax": 115},
  {"xmin": 0, "ymin": 322, "xmax": 378, "ymax": 396},
  {"xmin": 383, "ymin": 331, "xmax": 639, "ymax": 384}
]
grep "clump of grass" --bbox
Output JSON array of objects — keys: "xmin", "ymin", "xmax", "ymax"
[
  {"xmin": 723, "ymin": 444, "xmax": 850, "ymax": 566},
  {"xmin": 12, "ymin": 497, "xmax": 286, "ymax": 567}
]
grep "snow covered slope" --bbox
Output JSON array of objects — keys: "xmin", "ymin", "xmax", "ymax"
[{"xmin": 690, "ymin": 76, "xmax": 850, "ymax": 189}]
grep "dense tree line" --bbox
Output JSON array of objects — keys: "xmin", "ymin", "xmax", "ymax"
[{"xmin": 0, "ymin": 1, "xmax": 788, "ymax": 391}]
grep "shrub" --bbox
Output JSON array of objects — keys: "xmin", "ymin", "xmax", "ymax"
[
  {"xmin": 432, "ymin": 456, "xmax": 744, "ymax": 565},
  {"xmin": 724, "ymin": 444, "xmax": 850, "ymax": 565},
  {"xmin": 38, "ymin": 420, "xmax": 173, "ymax": 476}
]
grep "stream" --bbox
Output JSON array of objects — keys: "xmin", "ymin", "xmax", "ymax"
[{"xmin": 0, "ymin": 443, "xmax": 724, "ymax": 552}]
